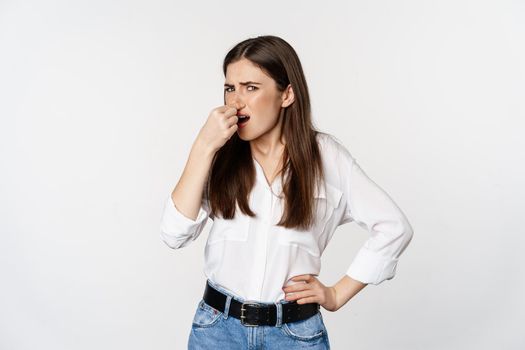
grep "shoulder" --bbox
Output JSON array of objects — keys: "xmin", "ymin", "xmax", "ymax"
[
  {"xmin": 314, "ymin": 132, "xmax": 357, "ymax": 196},
  {"xmin": 315, "ymin": 131, "xmax": 355, "ymax": 165}
]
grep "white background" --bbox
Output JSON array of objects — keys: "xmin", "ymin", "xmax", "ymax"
[{"xmin": 1, "ymin": 0, "xmax": 524, "ymax": 349}]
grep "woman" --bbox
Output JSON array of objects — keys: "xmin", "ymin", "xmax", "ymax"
[{"xmin": 160, "ymin": 35, "xmax": 414, "ymax": 349}]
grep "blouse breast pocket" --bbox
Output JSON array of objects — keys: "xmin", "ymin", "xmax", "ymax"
[
  {"xmin": 276, "ymin": 183, "xmax": 343, "ymax": 257},
  {"xmin": 207, "ymin": 209, "xmax": 250, "ymax": 245}
]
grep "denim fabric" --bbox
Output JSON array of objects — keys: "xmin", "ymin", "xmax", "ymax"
[{"xmin": 188, "ymin": 279, "xmax": 331, "ymax": 349}]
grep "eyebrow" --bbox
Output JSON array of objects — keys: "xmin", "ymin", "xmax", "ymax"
[{"xmin": 224, "ymin": 81, "xmax": 262, "ymax": 87}]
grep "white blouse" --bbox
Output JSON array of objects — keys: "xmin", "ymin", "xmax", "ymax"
[{"xmin": 160, "ymin": 133, "xmax": 414, "ymax": 303}]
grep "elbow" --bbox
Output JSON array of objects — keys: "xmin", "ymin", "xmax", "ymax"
[
  {"xmin": 372, "ymin": 215, "xmax": 414, "ymax": 243},
  {"xmin": 391, "ymin": 214, "xmax": 414, "ymax": 243},
  {"xmin": 396, "ymin": 217, "xmax": 414, "ymax": 256},
  {"xmin": 159, "ymin": 224, "xmax": 194, "ymax": 250},
  {"xmin": 402, "ymin": 218, "xmax": 414, "ymax": 244},
  {"xmin": 159, "ymin": 221, "xmax": 207, "ymax": 250},
  {"xmin": 160, "ymin": 230, "xmax": 184, "ymax": 249}
]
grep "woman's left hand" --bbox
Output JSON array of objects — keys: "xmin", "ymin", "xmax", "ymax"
[{"xmin": 282, "ymin": 274, "xmax": 339, "ymax": 312}]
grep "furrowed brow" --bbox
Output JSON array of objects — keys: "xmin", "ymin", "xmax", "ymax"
[{"xmin": 224, "ymin": 81, "xmax": 262, "ymax": 87}]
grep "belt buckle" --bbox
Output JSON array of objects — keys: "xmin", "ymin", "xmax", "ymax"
[{"xmin": 240, "ymin": 301, "xmax": 262, "ymax": 327}]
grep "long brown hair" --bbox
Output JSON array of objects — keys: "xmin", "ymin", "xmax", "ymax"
[{"xmin": 207, "ymin": 35, "xmax": 325, "ymax": 231}]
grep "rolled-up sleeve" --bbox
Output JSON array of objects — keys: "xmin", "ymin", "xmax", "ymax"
[
  {"xmin": 160, "ymin": 194, "xmax": 211, "ymax": 249},
  {"xmin": 337, "ymin": 149, "xmax": 414, "ymax": 285}
]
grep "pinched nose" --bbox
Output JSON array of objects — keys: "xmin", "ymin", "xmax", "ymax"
[
  {"xmin": 228, "ymin": 93, "xmax": 246, "ymax": 106},
  {"xmin": 229, "ymin": 101, "xmax": 246, "ymax": 110}
]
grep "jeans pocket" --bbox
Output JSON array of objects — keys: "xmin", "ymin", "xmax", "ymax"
[
  {"xmin": 191, "ymin": 299, "xmax": 222, "ymax": 328},
  {"xmin": 280, "ymin": 311, "xmax": 326, "ymax": 342}
]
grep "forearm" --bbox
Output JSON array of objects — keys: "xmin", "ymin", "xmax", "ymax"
[
  {"xmin": 332, "ymin": 275, "xmax": 367, "ymax": 310},
  {"xmin": 171, "ymin": 138, "xmax": 215, "ymax": 221}
]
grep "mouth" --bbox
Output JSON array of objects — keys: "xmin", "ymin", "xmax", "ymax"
[{"xmin": 237, "ymin": 114, "xmax": 250, "ymax": 128}]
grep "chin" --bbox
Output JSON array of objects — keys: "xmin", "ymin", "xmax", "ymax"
[
  {"xmin": 237, "ymin": 127, "xmax": 258, "ymax": 141},
  {"xmin": 237, "ymin": 125, "xmax": 270, "ymax": 142},
  {"xmin": 239, "ymin": 135, "xmax": 260, "ymax": 143}
]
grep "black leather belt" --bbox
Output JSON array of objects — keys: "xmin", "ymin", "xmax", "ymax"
[{"xmin": 203, "ymin": 280, "xmax": 320, "ymax": 327}]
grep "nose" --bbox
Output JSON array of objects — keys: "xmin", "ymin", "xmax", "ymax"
[
  {"xmin": 226, "ymin": 93, "xmax": 246, "ymax": 109},
  {"xmin": 230, "ymin": 92, "xmax": 244, "ymax": 104}
]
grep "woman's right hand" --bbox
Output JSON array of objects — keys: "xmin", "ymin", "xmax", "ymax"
[{"xmin": 196, "ymin": 102, "xmax": 245, "ymax": 154}]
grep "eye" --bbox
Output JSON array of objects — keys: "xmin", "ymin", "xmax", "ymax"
[{"xmin": 224, "ymin": 85, "xmax": 258, "ymax": 93}]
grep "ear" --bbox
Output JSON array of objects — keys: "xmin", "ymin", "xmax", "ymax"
[{"xmin": 280, "ymin": 84, "xmax": 295, "ymax": 108}]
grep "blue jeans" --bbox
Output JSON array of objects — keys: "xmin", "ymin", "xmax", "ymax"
[{"xmin": 188, "ymin": 279, "xmax": 331, "ymax": 349}]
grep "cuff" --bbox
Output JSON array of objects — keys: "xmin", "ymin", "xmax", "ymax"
[
  {"xmin": 346, "ymin": 247, "xmax": 398, "ymax": 285},
  {"xmin": 163, "ymin": 194, "xmax": 209, "ymax": 226},
  {"xmin": 160, "ymin": 195, "xmax": 209, "ymax": 248}
]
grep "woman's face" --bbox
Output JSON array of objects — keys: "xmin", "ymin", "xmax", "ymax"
[{"xmin": 224, "ymin": 58, "xmax": 291, "ymax": 142}]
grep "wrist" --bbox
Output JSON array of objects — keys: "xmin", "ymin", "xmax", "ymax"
[
  {"xmin": 323, "ymin": 286, "xmax": 339, "ymax": 312},
  {"xmin": 330, "ymin": 286, "xmax": 340, "ymax": 311},
  {"xmin": 192, "ymin": 138, "xmax": 216, "ymax": 159}
]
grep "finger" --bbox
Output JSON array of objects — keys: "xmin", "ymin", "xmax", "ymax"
[
  {"xmin": 223, "ymin": 106, "xmax": 238, "ymax": 117},
  {"xmin": 226, "ymin": 115, "xmax": 239, "ymax": 128},
  {"xmin": 283, "ymin": 284, "xmax": 308, "ymax": 293},
  {"xmin": 217, "ymin": 104, "xmax": 235, "ymax": 114},
  {"xmin": 286, "ymin": 290, "xmax": 315, "ymax": 302},
  {"xmin": 283, "ymin": 276, "xmax": 311, "ymax": 292},
  {"xmin": 291, "ymin": 274, "xmax": 313, "ymax": 282},
  {"xmin": 228, "ymin": 123, "xmax": 238, "ymax": 133},
  {"xmin": 225, "ymin": 102, "xmax": 245, "ymax": 112},
  {"xmin": 296, "ymin": 296, "xmax": 318, "ymax": 305}
]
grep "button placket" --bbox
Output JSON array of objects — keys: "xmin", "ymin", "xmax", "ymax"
[
  {"xmin": 247, "ymin": 185, "xmax": 272, "ymax": 300},
  {"xmin": 250, "ymin": 158, "xmax": 282, "ymax": 300}
]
